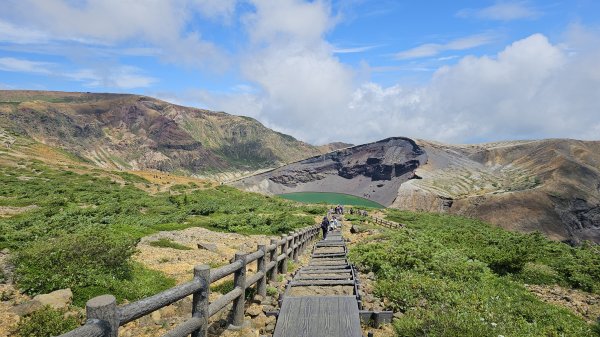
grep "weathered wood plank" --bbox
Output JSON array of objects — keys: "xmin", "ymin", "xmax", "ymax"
[
  {"xmin": 290, "ymin": 280, "xmax": 355, "ymax": 287},
  {"xmin": 273, "ymin": 297, "xmax": 361, "ymax": 337},
  {"xmin": 296, "ymin": 274, "xmax": 351, "ymax": 280},
  {"xmin": 298, "ymin": 268, "xmax": 352, "ymax": 275}
]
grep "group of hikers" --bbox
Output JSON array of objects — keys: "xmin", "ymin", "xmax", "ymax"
[
  {"xmin": 320, "ymin": 205, "xmax": 371, "ymax": 239},
  {"xmin": 320, "ymin": 214, "xmax": 342, "ymax": 239}
]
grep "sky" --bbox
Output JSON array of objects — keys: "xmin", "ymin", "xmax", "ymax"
[{"xmin": 1, "ymin": 0, "xmax": 600, "ymax": 145}]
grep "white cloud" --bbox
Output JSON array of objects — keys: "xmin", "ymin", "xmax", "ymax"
[
  {"xmin": 457, "ymin": 1, "xmax": 541, "ymax": 21},
  {"xmin": 0, "ymin": 0, "xmax": 229, "ymax": 68},
  {"xmin": 0, "ymin": 56, "xmax": 155, "ymax": 89},
  {"xmin": 193, "ymin": 0, "xmax": 237, "ymax": 22},
  {"xmin": 347, "ymin": 32, "xmax": 600, "ymax": 143},
  {"xmin": 0, "ymin": 20, "xmax": 49, "ymax": 44},
  {"xmin": 0, "ymin": 57, "xmax": 53, "ymax": 74},
  {"xmin": 396, "ymin": 34, "xmax": 495, "ymax": 60},
  {"xmin": 333, "ymin": 45, "xmax": 380, "ymax": 54},
  {"xmin": 66, "ymin": 66, "xmax": 157, "ymax": 89},
  {"xmin": 202, "ymin": 26, "xmax": 600, "ymax": 145},
  {"xmin": 228, "ymin": 0, "xmax": 355, "ymax": 144}
]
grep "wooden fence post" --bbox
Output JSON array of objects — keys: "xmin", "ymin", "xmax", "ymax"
[
  {"xmin": 231, "ymin": 252, "xmax": 247, "ymax": 328},
  {"xmin": 281, "ymin": 234, "xmax": 289, "ymax": 274},
  {"xmin": 86, "ymin": 295, "xmax": 118, "ymax": 337},
  {"xmin": 192, "ymin": 265, "xmax": 210, "ymax": 337},
  {"xmin": 292, "ymin": 231, "xmax": 299, "ymax": 261},
  {"xmin": 257, "ymin": 245, "xmax": 267, "ymax": 297},
  {"xmin": 269, "ymin": 239, "xmax": 278, "ymax": 282}
]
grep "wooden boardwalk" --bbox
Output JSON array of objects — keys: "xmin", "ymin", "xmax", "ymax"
[{"xmin": 273, "ymin": 228, "xmax": 363, "ymax": 337}]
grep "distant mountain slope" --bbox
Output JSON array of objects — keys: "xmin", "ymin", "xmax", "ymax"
[
  {"xmin": 0, "ymin": 90, "xmax": 322, "ymax": 173},
  {"xmin": 397, "ymin": 139, "xmax": 600, "ymax": 244},
  {"xmin": 316, "ymin": 142, "xmax": 354, "ymax": 154},
  {"xmin": 235, "ymin": 137, "xmax": 600, "ymax": 244}
]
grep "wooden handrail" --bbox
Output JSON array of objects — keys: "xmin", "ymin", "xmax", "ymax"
[
  {"xmin": 58, "ymin": 224, "xmax": 321, "ymax": 337},
  {"xmin": 368, "ymin": 216, "xmax": 404, "ymax": 229}
]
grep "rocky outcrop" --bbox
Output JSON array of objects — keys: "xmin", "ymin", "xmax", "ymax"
[{"xmin": 233, "ymin": 137, "xmax": 428, "ymax": 206}]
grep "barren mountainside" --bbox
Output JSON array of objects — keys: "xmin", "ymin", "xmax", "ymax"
[
  {"xmin": 235, "ymin": 137, "xmax": 600, "ymax": 244},
  {"xmin": 0, "ymin": 90, "xmax": 323, "ymax": 174}
]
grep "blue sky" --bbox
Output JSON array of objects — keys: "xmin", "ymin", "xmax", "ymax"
[{"xmin": 1, "ymin": 1, "xmax": 600, "ymax": 145}]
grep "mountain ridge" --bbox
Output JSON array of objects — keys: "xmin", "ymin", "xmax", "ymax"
[{"xmin": 0, "ymin": 90, "xmax": 344, "ymax": 175}]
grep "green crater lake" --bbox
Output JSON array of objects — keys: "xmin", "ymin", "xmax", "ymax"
[{"xmin": 278, "ymin": 192, "xmax": 384, "ymax": 208}]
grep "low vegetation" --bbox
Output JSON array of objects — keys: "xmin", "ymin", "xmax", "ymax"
[
  {"xmin": 0, "ymin": 159, "xmax": 321, "ymax": 306},
  {"xmin": 14, "ymin": 306, "xmax": 82, "ymax": 337},
  {"xmin": 148, "ymin": 238, "xmax": 193, "ymax": 250},
  {"xmin": 349, "ymin": 210, "xmax": 600, "ymax": 336}
]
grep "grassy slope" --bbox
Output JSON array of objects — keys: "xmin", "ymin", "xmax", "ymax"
[
  {"xmin": 0, "ymin": 139, "xmax": 325, "ymax": 307},
  {"xmin": 349, "ymin": 210, "xmax": 600, "ymax": 336}
]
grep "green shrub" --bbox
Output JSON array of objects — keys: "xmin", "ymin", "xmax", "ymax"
[
  {"xmin": 518, "ymin": 262, "xmax": 560, "ymax": 285},
  {"xmin": 14, "ymin": 306, "xmax": 82, "ymax": 337},
  {"xmin": 348, "ymin": 210, "xmax": 598, "ymax": 336},
  {"xmin": 211, "ymin": 279, "xmax": 234, "ymax": 294},
  {"xmin": 266, "ymin": 286, "xmax": 278, "ymax": 297},
  {"xmin": 14, "ymin": 228, "xmax": 137, "ymax": 296},
  {"xmin": 149, "ymin": 238, "xmax": 192, "ymax": 250}
]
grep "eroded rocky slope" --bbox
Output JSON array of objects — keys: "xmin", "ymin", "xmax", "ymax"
[
  {"xmin": 397, "ymin": 139, "xmax": 600, "ymax": 244},
  {"xmin": 233, "ymin": 137, "xmax": 428, "ymax": 206},
  {"xmin": 0, "ymin": 90, "xmax": 322, "ymax": 174}
]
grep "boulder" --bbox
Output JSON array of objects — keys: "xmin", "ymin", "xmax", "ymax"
[
  {"xmin": 32, "ymin": 288, "xmax": 72, "ymax": 309},
  {"xmin": 246, "ymin": 303, "xmax": 262, "ymax": 317},
  {"xmin": 11, "ymin": 300, "xmax": 43, "ymax": 316},
  {"xmin": 251, "ymin": 312, "xmax": 268, "ymax": 329},
  {"xmin": 197, "ymin": 242, "xmax": 218, "ymax": 253}
]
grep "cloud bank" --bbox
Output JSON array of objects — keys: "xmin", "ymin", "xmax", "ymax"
[{"xmin": 198, "ymin": 3, "xmax": 600, "ymax": 144}]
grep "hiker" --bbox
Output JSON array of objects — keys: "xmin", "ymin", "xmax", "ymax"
[
  {"xmin": 320, "ymin": 216, "xmax": 330, "ymax": 239},
  {"xmin": 332, "ymin": 216, "xmax": 339, "ymax": 230}
]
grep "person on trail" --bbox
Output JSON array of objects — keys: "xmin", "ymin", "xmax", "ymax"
[
  {"xmin": 332, "ymin": 216, "xmax": 339, "ymax": 230},
  {"xmin": 320, "ymin": 216, "xmax": 330, "ymax": 239}
]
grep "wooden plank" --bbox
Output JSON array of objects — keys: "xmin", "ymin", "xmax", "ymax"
[
  {"xmin": 296, "ymin": 274, "xmax": 352, "ymax": 280},
  {"xmin": 302, "ymin": 265, "xmax": 350, "ymax": 270},
  {"xmin": 274, "ymin": 297, "xmax": 361, "ymax": 337},
  {"xmin": 290, "ymin": 280, "xmax": 355, "ymax": 287},
  {"xmin": 298, "ymin": 269, "xmax": 352, "ymax": 275}
]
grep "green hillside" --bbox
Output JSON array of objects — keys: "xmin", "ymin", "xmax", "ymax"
[{"xmin": 349, "ymin": 210, "xmax": 600, "ymax": 336}]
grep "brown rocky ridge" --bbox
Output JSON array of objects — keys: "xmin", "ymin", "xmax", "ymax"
[{"xmin": 0, "ymin": 90, "xmax": 324, "ymax": 175}]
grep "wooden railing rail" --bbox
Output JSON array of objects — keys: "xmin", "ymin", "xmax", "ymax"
[
  {"xmin": 369, "ymin": 216, "xmax": 404, "ymax": 229},
  {"xmin": 59, "ymin": 224, "xmax": 321, "ymax": 337}
]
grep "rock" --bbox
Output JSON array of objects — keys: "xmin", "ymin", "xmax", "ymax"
[
  {"xmin": 32, "ymin": 288, "xmax": 72, "ymax": 309},
  {"xmin": 197, "ymin": 242, "xmax": 218, "ymax": 253},
  {"xmin": 393, "ymin": 312, "xmax": 404, "ymax": 319},
  {"xmin": 11, "ymin": 300, "xmax": 43, "ymax": 316},
  {"xmin": 252, "ymin": 294, "xmax": 264, "ymax": 304},
  {"xmin": 367, "ymin": 272, "xmax": 375, "ymax": 280},
  {"xmin": 246, "ymin": 303, "xmax": 263, "ymax": 317},
  {"xmin": 262, "ymin": 304, "xmax": 275, "ymax": 312},
  {"xmin": 251, "ymin": 312, "xmax": 268, "ymax": 329},
  {"xmin": 265, "ymin": 322, "xmax": 276, "ymax": 333},
  {"xmin": 151, "ymin": 310, "xmax": 161, "ymax": 324},
  {"xmin": 160, "ymin": 304, "xmax": 177, "ymax": 318}
]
